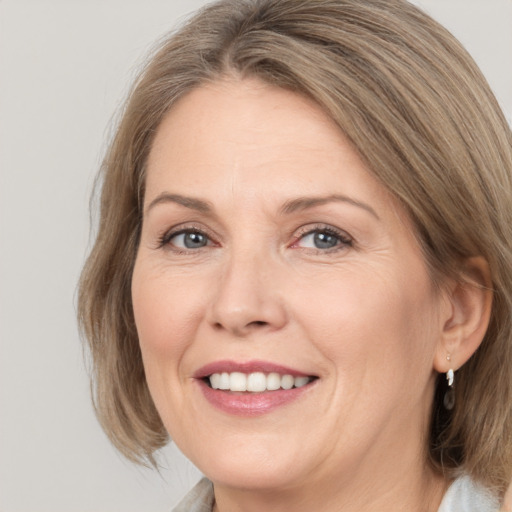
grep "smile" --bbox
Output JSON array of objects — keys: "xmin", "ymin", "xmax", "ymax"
[
  {"xmin": 194, "ymin": 360, "xmax": 318, "ymax": 416},
  {"xmin": 207, "ymin": 372, "xmax": 315, "ymax": 392}
]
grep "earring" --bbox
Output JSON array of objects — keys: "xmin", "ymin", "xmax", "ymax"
[{"xmin": 444, "ymin": 368, "xmax": 455, "ymax": 410}]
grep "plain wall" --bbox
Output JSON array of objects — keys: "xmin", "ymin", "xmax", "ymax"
[{"xmin": 0, "ymin": 1, "xmax": 510, "ymax": 511}]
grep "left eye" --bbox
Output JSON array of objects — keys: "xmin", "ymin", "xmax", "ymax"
[
  {"xmin": 296, "ymin": 229, "xmax": 351, "ymax": 250},
  {"xmin": 168, "ymin": 231, "xmax": 210, "ymax": 249}
]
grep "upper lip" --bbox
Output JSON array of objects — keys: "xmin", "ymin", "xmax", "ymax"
[{"xmin": 193, "ymin": 360, "xmax": 315, "ymax": 379}]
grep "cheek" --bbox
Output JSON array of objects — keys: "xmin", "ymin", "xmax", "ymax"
[
  {"xmin": 293, "ymin": 263, "xmax": 440, "ymax": 382},
  {"xmin": 131, "ymin": 261, "xmax": 211, "ymax": 427},
  {"xmin": 131, "ymin": 262, "xmax": 207, "ymax": 373}
]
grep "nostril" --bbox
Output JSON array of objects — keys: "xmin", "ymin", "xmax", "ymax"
[
  {"xmin": 213, "ymin": 319, "xmax": 269, "ymax": 335},
  {"xmin": 251, "ymin": 321, "xmax": 267, "ymax": 327}
]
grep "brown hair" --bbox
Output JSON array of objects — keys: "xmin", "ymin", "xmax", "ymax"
[{"xmin": 78, "ymin": 0, "xmax": 512, "ymax": 493}]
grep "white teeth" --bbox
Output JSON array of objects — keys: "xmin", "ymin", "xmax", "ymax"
[
  {"xmin": 218, "ymin": 372, "xmax": 230, "ymax": 390},
  {"xmin": 281, "ymin": 374, "xmax": 294, "ymax": 390},
  {"xmin": 210, "ymin": 373, "xmax": 221, "ymax": 389},
  {"xmin": 247, "ymin": 372, "xmax": 267, "ymax": 392},
  {"xmin": 230, "ymin": 372, "xmax": 247, "ymax": 392},
  {"xmin": 208, "ymin": 372, "xmax": 313, "ymax": 392},
  {"xmin": 294, "ymin": 376, "xmax": 310, "ymax": 388},
  {"xmin": 267, "ymin": 372, "xmax": 281, "ymax": 391}
]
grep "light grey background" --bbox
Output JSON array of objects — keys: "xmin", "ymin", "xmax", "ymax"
[{"xmin": 0, "ymin": 1, "xmax": 510, "ymax": 511}]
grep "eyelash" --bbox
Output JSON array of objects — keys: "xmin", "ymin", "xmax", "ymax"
[
  {"xmin": 157, "ymin": 224, "xmax": 353, "ymax": 254},
  {"xmin": 157, "ymin": 224, "xmax": 216, "ymax": 253},
  {"xmin": 291, "ymin": 224, "xmax": 353, "ymax": 253}
]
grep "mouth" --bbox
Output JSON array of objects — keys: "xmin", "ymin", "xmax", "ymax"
[
  {"xmin": 204, "ymin": 371, "xmax": 317, "ymax": 393},
  {"xmin": 194, "ymin": 361, "xmax": 318, "ymax": 416}
]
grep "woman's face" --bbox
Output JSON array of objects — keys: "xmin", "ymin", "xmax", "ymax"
[{"xmin": 132, "ymin": 78, "xmax": 448, "ymax": 492}]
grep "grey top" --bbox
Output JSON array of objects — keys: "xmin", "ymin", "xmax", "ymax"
[
  {"xmin": 172, "ymin": 478, "xmax": 214, "ymax": 512},
  {"xmin": 437, "ymin": 475, "xmax": 498, "ymax": 512},
  {"xmin": 172, "ymin": 475, "xmax": 499, "ymax": 512}
]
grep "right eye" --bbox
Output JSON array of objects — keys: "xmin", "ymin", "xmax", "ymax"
[{"xmin": 161, "ymin": 229, "xmax": 212, "ymax": 250}]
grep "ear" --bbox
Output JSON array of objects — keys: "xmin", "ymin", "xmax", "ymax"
[{"xmin": 433, "ymin": 257, "xmax": 493, "ymax": 374}]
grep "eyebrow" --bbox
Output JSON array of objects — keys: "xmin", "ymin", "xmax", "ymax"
[
  {"xmin": 146, "ymin": 192, "xmax": 379, "ymax": 220},
  {"xmin": 146, "ymin": 193, "xmax": 213, "ymax": 215},
  {"xmin": 280, "ymin": 194, "xmax": 380, "ymax": 219}
]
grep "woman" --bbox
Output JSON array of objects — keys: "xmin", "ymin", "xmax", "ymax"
[{"xmin": 78, "ymin": 0, "xmax": 512, "ymax": 510}]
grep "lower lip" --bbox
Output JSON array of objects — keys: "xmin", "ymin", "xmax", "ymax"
[{"xmin": 197, "ymin": 380, "xmax": 315, "ymax": 416}]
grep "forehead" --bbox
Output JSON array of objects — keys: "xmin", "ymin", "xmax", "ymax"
[
  {"xmin": 148, "ymin": 78, "xmax": 345, "ymax": 171},
  {"xmin": 145, "ymin": 78, "xmax": 390, "ymax": 207}
]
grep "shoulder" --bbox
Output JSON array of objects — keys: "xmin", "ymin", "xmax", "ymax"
[
  {"xmin": 437, "ymin": 475, "xmax": 499, "ymax": 512},
  {"xmin": 172, "ymin": 478, "xmax": 214, "ymax": 512}
]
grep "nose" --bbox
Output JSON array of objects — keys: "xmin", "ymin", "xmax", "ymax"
[{"xmin": 207, "ymin": 251, "xmax": 288, "ymax": 337}]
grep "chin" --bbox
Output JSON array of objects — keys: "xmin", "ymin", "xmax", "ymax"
[
  {"xmin": 203, "ymin": 460, "xmax": 301, "ymax": 491},
  {"xmin": 184, "ymin": 435, "xmax": 308, "ymax": 491}
]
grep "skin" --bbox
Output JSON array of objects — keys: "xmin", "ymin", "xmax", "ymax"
[
  {"xmin": 131, "ymin": 77, "xmax": 492, "ymax": 512},
  {"xmin": 501, "ymin": 482, "xmax": 512, "ymax": 512}
]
